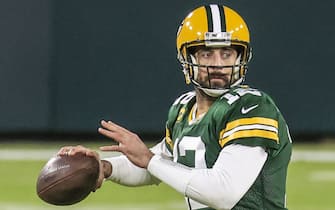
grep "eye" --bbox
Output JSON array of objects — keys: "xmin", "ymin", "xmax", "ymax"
[
  {"xmin": 221, "ymin": 50, "xmax": 233, "ymax": 59},
  {"xmin": 198, "ymin": 50, "xmax": 212, "ymax": 58}
]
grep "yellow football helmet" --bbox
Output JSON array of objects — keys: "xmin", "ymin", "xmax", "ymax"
[{"xmin": 177, "ymin": 4, "xmax": 252, "ymax": 97}]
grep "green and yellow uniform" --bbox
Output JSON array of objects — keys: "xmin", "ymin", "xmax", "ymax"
[{"xmin": 164, "ymin": 85, "xmax": 292, "ymax": 210}]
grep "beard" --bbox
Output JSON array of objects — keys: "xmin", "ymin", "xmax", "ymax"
[{"xmin": 198, "ymin": 72, "xmax": 231, "ymax": 89}]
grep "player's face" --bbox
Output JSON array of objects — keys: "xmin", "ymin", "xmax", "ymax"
[{"xmin": 194, "ymin": 47, "xmax": 238, "ymax": 89}]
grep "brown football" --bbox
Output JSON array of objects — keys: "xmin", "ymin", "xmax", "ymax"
[{"xmin": 36, "ymin": 153, "xmax": 99, "ymax": 205}]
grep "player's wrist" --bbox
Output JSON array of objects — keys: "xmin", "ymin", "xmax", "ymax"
[
  {"xmin": 101, "ymin": 160, "xmax": 112, "ymax": 178},
  {"xmin": 144, "ymin": 151, "xmax": 155, "ymax": 168}
]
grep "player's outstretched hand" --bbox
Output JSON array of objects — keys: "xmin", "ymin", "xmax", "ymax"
[
  {"xmin": 57, "ymin": 145, "xmax": 105, "ymax": 191},
  {"xmin": 98, "ymin": 120, "xmax": 154, "ymax": 169}
]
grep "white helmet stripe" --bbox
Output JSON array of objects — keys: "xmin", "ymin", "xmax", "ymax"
[{"xmin": 210, "ymin": 5, "xmax": 222, "ymax": 32}]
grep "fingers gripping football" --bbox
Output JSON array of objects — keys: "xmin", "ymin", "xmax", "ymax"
[
  {"xmin": 57, "ymin": 145, "xmax": 105, "ymax": 191},
  {"xmin": 58, "ymin": 145, "xmax": 97, "ymax": 157}
]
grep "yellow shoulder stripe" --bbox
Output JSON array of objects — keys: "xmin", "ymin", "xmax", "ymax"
[
  {"xmin": 225, "ymin": 117, "xmax": 278, "ymax": 131},
  {"xmin": 219, "ymin": 129, "xmax": 279, "ymax": 147},
  {"xmin": 165, "ymin": 127, "xmax": 174, "ymax": 149},
  {"xmin": 219, "ymin": 117, "xmax": 279, "ymax": 147}
]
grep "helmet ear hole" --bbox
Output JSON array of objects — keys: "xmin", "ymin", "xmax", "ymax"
[
  {"xmin": 188, "ymin": 46, "xmax": 198, "ymax": 56},
  {"xmin": 232, "ymin": 45, "xmax": 244, "ymax": 56}
]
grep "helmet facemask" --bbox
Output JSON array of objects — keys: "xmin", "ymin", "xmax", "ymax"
[{"xmin": 178, "ymin": 34, "xmax": 250, "ymax": 97}]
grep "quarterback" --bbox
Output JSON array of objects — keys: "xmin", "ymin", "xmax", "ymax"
[{"xmin": 59, "ymin": 4, "xmax": 292, "ymax": 210}]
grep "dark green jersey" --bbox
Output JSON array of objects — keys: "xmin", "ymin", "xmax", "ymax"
[{"xmin": 164, "ymin": 86, "xmax": 292, "ymax": 210}]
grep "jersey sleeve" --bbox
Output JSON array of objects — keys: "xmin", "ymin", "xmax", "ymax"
[
  {"xmin": 147, "ymin": 144, "xmax": 268, "ymax": 210},
  {"xmin": 218, "ymin": 89, "xmax": 281, "ymax": 150}
]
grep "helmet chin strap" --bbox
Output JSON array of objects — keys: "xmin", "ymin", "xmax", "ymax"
[
  {"xmin": 198, "ymin": 87, "xmax": 230, "ymax": 97},
  {"xmin": 190, "ymin": 55, "xmax": 199, "ymax": 80},
  {"xmin": 233, "ymin": 54, "xmax": 241, "ymax": 81}
]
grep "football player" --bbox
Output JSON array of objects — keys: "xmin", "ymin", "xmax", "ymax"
[{"xmin": 59, "ymin": 4, "xmax": 292, "ymax": 210}]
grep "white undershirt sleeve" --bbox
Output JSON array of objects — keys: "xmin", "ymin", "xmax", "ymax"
[
  {"xmin": 147, "ymin": 144, "xmax": 268, "ymax": 210},
  {"xmin": 103, "ymin": 139, "xmax": 171, "ymax": 186},
  {"xmin": 103, "ymin": 155, "xmax": 160, "ymax": 186}
]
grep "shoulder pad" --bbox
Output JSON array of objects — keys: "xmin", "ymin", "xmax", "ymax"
[{"xmin": 172, "ymin": 91, "xmax": 196, "ymax": 106}]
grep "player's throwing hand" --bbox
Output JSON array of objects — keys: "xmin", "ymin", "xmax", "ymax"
[{"xmin": 98, "ymin": 120, "xmax": 154, "ymax": 168}]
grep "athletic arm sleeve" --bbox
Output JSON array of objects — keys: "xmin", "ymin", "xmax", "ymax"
[
  {"xmin": 147, "ymin": 144, "xmax": 268, "ymax": 210},
  {"xmin": 103, "ymin": 139, "xmax": 171, "ymax": 186}
]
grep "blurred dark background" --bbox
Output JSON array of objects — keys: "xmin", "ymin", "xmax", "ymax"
[{"xmin": 0, "ymin": 0, "xmax": 334, "ymax": 142}]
